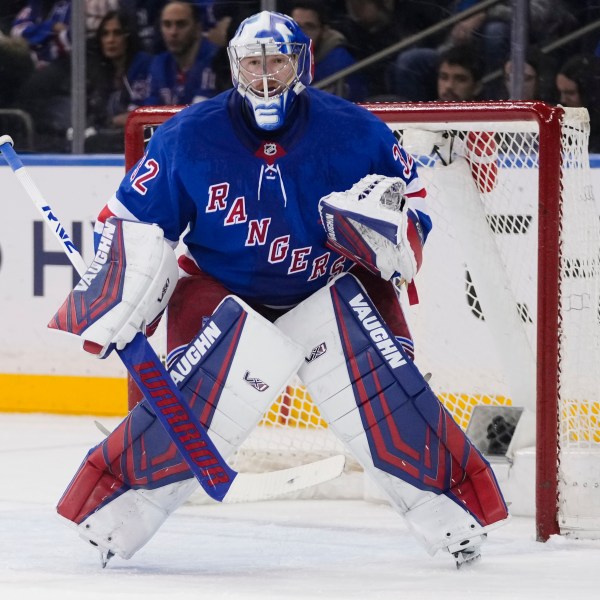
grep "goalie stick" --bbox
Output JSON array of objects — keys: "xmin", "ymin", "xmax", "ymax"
[{"xmin": 0, "ymin": 134, "xmax": 345, "ymax": 503}]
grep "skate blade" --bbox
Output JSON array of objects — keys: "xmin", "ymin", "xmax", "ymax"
[
  {"xmin": 454, "ymin": 547, "xmax": 482, "ymax": 569},
  {"xmin": 100, "ymin": 549, "xmax": 115, "ymax": 568}
]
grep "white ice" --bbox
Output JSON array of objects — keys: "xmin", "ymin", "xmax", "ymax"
[{"xmin": 1, "ymin": 413, "xmax": 599, "ymax": 599}]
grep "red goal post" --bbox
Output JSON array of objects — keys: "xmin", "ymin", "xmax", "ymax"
[{"xmin": 124, "ymin": 101, "xmax": 600, "ymax": 542}]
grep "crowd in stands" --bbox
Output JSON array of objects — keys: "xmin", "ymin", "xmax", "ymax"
[{"xmin": 1, "ymin": 0, "xmax": 600, "ymax": 153}]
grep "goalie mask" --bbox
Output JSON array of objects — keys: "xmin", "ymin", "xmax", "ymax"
[{"xmin": 228, "ymin": 11, "xmax": 313, "ymax": 131}]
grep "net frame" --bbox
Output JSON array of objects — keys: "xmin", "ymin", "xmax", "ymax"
[{"xmin": 124, "ymin": 101, "xmax": 588, "ymax": 542}]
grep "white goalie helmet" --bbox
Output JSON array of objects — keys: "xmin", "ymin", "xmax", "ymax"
[{"xmin": 228, "ymin": 11, "xmax": 313, "ymax": 130}]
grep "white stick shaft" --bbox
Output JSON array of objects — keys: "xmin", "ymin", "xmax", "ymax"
[{"xmin": 0, "ymin": 135, "xmax": 88, "ymax": 275}]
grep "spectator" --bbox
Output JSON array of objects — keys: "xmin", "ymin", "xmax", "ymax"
[
  {"xmin": 204, "ymin": 4, "xmax": 232, "ymax": 48},
  {"xmin": 490, "ymin": 1, "xmax": 579, "ymax": 55},
  {"xmin": 448, "ymin": 1, "xmax": 577, "ymax": 74},
  {"xmin": 12, "ymin": 1, "xmax": 72, "ymax": 151},
  {"xmin": 503, "ymin": 58, "xmax": 539, "ymax": 102},
  {"xmin": 145, "ymin": 0, "xmax": 219, "ymax": 106},
  {"xmin": 389, "ymin": 45, "xmax": 439, "ymax": 101},
  {"xmin": 391, "ymin": 41, "xmax": 484, "ymax": 103},
  {"xmin": 501, "ymin": 46, "xmax": 557, "ymax": 102},
  {"xmin": 484, "ymin": 1, "xmax": 578, "ymax": 96},
  {"xmin": 11, "ymin": 0, "xmax": 71, "ymax": 68},
  {"xmin": 389, "ymin": 1, "xmax": 504, "ymax": 101},
  {"xmin": 0, "ymin": 33, "xmax": 35, "ymax": 107},
  {"xmin": 0, "ymin": 30, "xmax": 36, "ymax": 150},
  {"xmin": 138, "ymin": 2, "xmax": 253, "ymax": 54},
  {"xmin": 85, "ymin": 9, "xmax": 152, "ymax": 152},
  {"xmin": 390, "ymin": 0, "xmax": 581, "ymax": 102},
  {"xmin": 436, "ymin": 43, "xmax": 484, "ymax": 102},
  {"xmin": 119, "ymin": 0, "xmax": 178, "ymax": 54},
  {"xmin": 289, "ymin": 0, "xmax": 367, "ymax": 101},
  {"xmin": 446, "ymin": 1, "xmax": 510, "ymax": 75},
  {"xmin": 206, "ymin": 2, "xmax": 257, "ymax": 93},
  {"xmin": 555, "ymin": 53, "xmax": 600, "ymax": 152}
]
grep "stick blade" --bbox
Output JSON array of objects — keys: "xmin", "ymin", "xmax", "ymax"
[{"xmin": 222, "ymin": 454, "xmax": 346, "ymax": 503}]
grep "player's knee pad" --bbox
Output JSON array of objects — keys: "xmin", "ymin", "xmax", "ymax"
[
  {"xmin": 276, "ymin": 273, "xmax": 509, "ymax": 555},
  {"xmin": 58, "ymin": 296, "xmax": 305, "ymax": 560}
]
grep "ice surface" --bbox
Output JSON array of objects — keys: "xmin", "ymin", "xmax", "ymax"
[{"xmin": 1, "ymin": 413, "xmax": 598, "ymax": 599}]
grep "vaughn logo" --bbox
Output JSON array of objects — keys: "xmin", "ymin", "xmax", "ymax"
[
  {"xmin": 243, "ymin": 371, "xmax": 269, "ymax": 392},
  {"xmin": 74, "ymin": 220, "xmax": 116, "ymax": 291},
  {"xmin": 169, "ymin": 321, "xmax": 222, "ymax": 385},
  {"xmin": 349, "ymin": 293, "xmax": 407, "ymax": 369},
  {"xmin": 305, "ymin": 342, "xmax": 327, "ymax": 363}
]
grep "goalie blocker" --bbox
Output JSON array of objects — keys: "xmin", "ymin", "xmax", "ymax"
[
  {"xmin": 49, "ymin": 217, "xmax": 179, "ymax": 358},
  {"xmin": 276, "ymin": 273, "xmax": 509, "ymax": 561}
]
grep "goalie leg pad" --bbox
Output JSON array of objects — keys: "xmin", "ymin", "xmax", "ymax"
[
  {"xmin": 57, "ymin": 295, "xmax": 305, "ymax": 560},
  {"xmin": 275, "ymin": 273, "xmax": 508, "ymax": 555}
]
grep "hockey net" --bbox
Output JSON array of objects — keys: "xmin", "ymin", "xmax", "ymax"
[{"xmin": 125, "ymin": 101, "xmax": 600, "ymax": 540}]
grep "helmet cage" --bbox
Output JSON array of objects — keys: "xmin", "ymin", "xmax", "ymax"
[
  {"xmin": 227, "ymin": 11, "xmax": 313, "ymax": 130},
  {"xmin": 228, "ymin": 41, "xmax": 308, "ymax": 101}
]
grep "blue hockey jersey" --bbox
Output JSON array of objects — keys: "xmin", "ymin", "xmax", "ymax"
[{"xmin": 107, "ymin": 88, "xmax": 428, "ymax": 307}]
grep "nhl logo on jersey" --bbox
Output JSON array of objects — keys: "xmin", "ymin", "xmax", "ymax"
[
  {"xmin": 255, "ymin": 141, "xmax": 286, "ymax": 165},
  {"xmin": 264, "ymin": 143, "xmax": 277, "ymax": 156},
  {"xmin": 243, "ymin": 371, "xmax": 269, "ymax": 392}
]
